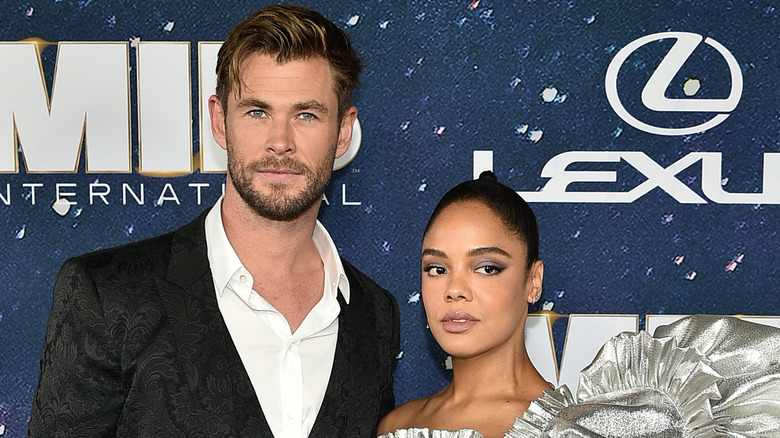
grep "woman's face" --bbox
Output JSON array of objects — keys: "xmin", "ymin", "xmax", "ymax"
[{"xmin": 421, "ymin": 200, "xmax": 543, "ymax": 359}]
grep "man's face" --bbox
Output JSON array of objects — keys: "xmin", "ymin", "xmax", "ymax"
[{"xmin": 209, "ymin": 53, "xmax": 356, "ymax": 221}]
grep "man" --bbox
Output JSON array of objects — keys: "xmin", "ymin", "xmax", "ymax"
[{"xmin": 28, "ymin": 5, "xmax": 399, "ymax": 437}]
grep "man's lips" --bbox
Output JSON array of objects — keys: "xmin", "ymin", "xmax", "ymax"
[
  {"xmin": 440, "ymin": 311, "xmax": 478, "ymax": 333},
  {"xmin": 257, "ymin": 168, "xmax": 303, "ymax": 180}
]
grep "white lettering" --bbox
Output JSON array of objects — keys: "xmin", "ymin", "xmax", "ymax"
[
  {"xmin": 89, "ymin": 182, "xmax": 110, "ymax": 205},
  {"xmin": 341, "ymin": 183, "xmax": 361, "ymax": 205},
  {"xmin": 137, "ymin": 42, "xmax": 192, "ymax": 175},
  {"xmin": 55, "ymin": 182, "xmax": 77, "ymax": 205},
  {"xmin": 22, "ymin": 182, "xmax": 43, "ymax": 205},
  {"xmin": 0, "ymin": 42, "xmax": 130, "ymax": 173},
  {"xmin": 198, "ymin": 42, "xmax": 225, "ymax": 173},
  {"xmin": 156, "ymin": 182, "xmax": 180, "ymax": 205},
  {"xmin": 527, "ymin": 314, "xmax": 637, "ymax": 389},
  {"xmin": 475, "ymin": 150, "xmax": 780, "ymax": 204},
  {"xmin": 188, "ymin": 182, "xmax": 210, "ymax": 205},
  {"xmin": 123, "ymin": 183, "xmax": 144, "ymax": 205},
  {"xmin": 0, "ymin": 183, "xmax": 9, "ymax": 205},
  {"xmin": 701, "ymin": 152, "xmax": 780, "ymax": 204}
]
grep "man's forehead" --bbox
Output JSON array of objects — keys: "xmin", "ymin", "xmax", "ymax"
[{"xmin": 232, "ymin": 54, "xmax": 338, "ymax": 103}]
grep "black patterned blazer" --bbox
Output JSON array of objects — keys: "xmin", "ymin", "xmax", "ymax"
[{"xmin": 28, "ymin": 210, "xmax": 400, "ymax": 437}]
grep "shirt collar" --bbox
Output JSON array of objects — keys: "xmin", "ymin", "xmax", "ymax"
[{"xmin": 205, "ymin": 196, "xmax": 350, "ymax": 304}]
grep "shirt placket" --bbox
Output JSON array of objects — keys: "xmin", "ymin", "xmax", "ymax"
[{"xmin": 281, "ymin": 339, "xmax": 303, "ymax": 437}]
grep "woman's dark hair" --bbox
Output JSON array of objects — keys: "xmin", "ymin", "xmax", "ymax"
[{"xmin": 424, "ymin": 171, "xmax": 539, "ymax": 269}]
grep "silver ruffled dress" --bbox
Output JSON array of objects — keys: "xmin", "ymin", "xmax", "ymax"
[{"xmin": 379, "ymin": 315, "xmax": 780, "ymax": 438}]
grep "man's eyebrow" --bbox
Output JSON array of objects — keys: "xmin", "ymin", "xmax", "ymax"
[
  {"xmin": 467, "ymin": 246, "xmax": 511, "ymax": 258},
  {"xmin": 422, "ymin": 248, "xmax": 446, "ymax": 257},
  {"xmin": 237, "ymin": 98, "xmax": 270, "ymax": 109},
  {"xmin": 293, "ymin": 100, "xmax": 329, "ymax": 114}
]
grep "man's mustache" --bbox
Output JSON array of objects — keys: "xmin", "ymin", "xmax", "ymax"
[{"xmin": 248, "ymin": 157, "xmax": 310, "ymax": 174}]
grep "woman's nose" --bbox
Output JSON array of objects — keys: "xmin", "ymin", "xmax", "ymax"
[{"xmin": 445, "ymin": 272, "xmax": 473, "ymax": 302}]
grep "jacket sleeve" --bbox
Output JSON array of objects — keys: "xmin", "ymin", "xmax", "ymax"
[
  {"xmin": 28, "ymin": 258, "xmax": 124, "ymax": 437},
  {"xmin": 377, "ymin": 286, "xmax": 401, "ymax": 421}
]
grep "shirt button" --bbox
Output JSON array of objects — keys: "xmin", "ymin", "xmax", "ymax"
[
  {"xmin": 239, "ymin": 274, "xmax": 247, "ymax": 283},
  {"xmin": 288, "ymin": 412, "xmax": 295, "ymax": 420}
]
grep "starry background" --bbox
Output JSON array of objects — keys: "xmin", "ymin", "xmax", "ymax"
[{"xmin": 1, "ymin": 0, "xmax": 778, "ymax": 435}]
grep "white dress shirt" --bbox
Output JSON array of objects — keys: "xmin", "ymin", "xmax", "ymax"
[{"xmin": 205, "ymin": 197, "xmax": 350, "ymax": 438}]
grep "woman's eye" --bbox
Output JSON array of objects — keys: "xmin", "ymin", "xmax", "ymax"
[
  {"xmin": 475, "ymin": 265, "xmax": 503, "ymax": 275},
  {"xmin": 423, "ymin": 265, "xmax": 447, "ymax": 276}
]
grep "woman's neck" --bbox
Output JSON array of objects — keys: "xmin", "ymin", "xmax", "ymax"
[{"xmin": 447, "ymin": 347, "xmax": 545, "ymax": 402}]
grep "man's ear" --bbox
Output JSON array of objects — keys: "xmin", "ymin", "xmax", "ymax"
[
  {"xmin": 526, "ymin": 260, "xmax": 545, "ymax": 303},
  {"xmin": 208, "ymin": 95, "xmax": 228, "ymax": 150},
  {"xmin": 335, "ymin": 106, "xmax": 358, "ymax": 158}
]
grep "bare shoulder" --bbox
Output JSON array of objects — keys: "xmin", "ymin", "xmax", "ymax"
[{"xmin": 377, "ymin": 397, "xmax": 432, "ymax": 436}]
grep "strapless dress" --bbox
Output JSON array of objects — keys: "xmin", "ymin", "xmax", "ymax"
[{"xmin": 380, "ymin": 315, "xmax": 780, "ymax": 438}]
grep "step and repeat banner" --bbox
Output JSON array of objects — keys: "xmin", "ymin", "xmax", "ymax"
[{"xmin": 2, "ymin": 0, "xmax": 778, "ymax": 435}]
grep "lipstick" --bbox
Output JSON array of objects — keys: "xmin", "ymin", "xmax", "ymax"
[{"xmin": 441, "ymin": 310, "xmax": 478, "ymax": 333}]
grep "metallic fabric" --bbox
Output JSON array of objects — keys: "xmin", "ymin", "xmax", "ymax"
[
  {"xmin": 378, "ymin": 428, "xmax": 485, "ymax": 437},
  {"xmin": 381, "ymin": 316, "xmax": 780, "ymax": 438},
  {"xmin": 509, "ymin": 315, "xmax": 780, "ymax": 437}
]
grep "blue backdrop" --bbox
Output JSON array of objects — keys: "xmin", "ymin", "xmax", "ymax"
[{"xmin": 2, "ymin": 1, "xmax": 778, "ymax": 436}]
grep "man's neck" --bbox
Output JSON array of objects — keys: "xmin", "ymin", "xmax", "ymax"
[
  {"xmin": 220, "ymin": 194, "xmax": 326, "ymax": 332},
  {"xmin": 220, "ymin": 194, "xmax": 321, "ymax": 275}
]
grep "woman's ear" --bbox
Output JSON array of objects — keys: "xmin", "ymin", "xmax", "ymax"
[{"xmin": 526, "ymin": 260, "xmax": 545, "ymax": 304}]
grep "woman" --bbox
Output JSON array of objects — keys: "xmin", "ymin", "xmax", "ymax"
[
  {"xmin": 377, "ymin": 171, "xmax": 552, "ymax": 438},
  {"xmin": 378, "ymin": 172, "xmax": 780, "ymax": 437}
]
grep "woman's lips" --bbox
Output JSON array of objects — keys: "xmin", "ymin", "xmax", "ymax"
[{"xmin": 441, "ymin": 311, "xmax": 478, "ymax": 333}]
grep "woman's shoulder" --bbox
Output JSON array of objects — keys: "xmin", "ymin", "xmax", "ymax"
[{"xmin": 377, "ymin": 396, "xmax": 433, "ymax": 436}]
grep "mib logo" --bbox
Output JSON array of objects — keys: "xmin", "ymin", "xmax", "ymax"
[
  {"xmin": 0, "ymin": 41, "xmax": 361, "ymax": 175},
  {"xmin": 605, "ymin": 32, "xmax": 742, "ymax": 136}
]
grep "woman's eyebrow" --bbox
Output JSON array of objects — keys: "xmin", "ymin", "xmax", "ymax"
[
  {"xmin": 468, "ymin": 246, "xmax": 511, "ymax": 258},
  {"xmin": 422, "ymin": 248, "xmax": 446, "ymax": 257}
]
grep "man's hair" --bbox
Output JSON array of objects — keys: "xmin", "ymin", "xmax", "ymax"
[{"xmin": 215, "ymin": 4, "xmax": 362, "ymax": 119}]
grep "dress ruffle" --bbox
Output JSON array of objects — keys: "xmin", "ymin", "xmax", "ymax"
[
  {"xmin": 382, "ymin": 316, "xmax": 780, "ymax": 438},
  {"xmin": 507, "ymin": 315, "xmax": 780, "ymax": 437}
]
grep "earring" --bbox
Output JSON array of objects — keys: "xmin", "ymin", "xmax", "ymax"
[{"xmin": 532, "ymin": 291, "xmax": 541, "ymax": 304}]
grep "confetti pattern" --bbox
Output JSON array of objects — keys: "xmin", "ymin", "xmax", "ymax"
[{"xmin": 1, "ymin": 0, "xmax": 779, "ymax": 435}]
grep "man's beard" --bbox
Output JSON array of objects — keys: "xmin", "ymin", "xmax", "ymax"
[{"xmin": 227, "ymin": 147, "xmax": 335, "ymax": 222}]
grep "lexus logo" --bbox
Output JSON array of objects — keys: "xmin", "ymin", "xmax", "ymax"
[{"xmin": 605, "ymin": 32, "xmax": 742, "ymax": 136}]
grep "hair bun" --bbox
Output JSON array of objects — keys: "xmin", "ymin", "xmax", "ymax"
[{"xmin": 478, "ymin": 170, "xmax": 498, "ymax": 182}]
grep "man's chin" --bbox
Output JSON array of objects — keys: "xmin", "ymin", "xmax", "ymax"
[{"xmin": 241, "ymin": 190, "xmax": 323, "ymax": 221}]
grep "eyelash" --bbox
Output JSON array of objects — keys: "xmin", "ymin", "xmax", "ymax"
[
  {"xmin": 246, "ymin": 110, "xmax": 318, "ymax": 120},
  {"xmin": 475, "ymin": 265, "xmax": 504, "ymax": 275},
  {"xmin": 423, "ymin": 265, "xmax": 447, "ymax": 276},
  {"xmin": 422, "ymin": 264, "xmax": 505, "ymax": 276}
]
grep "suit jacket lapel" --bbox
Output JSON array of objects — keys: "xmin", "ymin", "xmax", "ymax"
[
  {"xmin": 309, "ymin": 269, "xmax": 381, "ymax": 438},
  {"xmin": 157, "ymin": 211, "xmax": 273, "ymax": 436}
]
